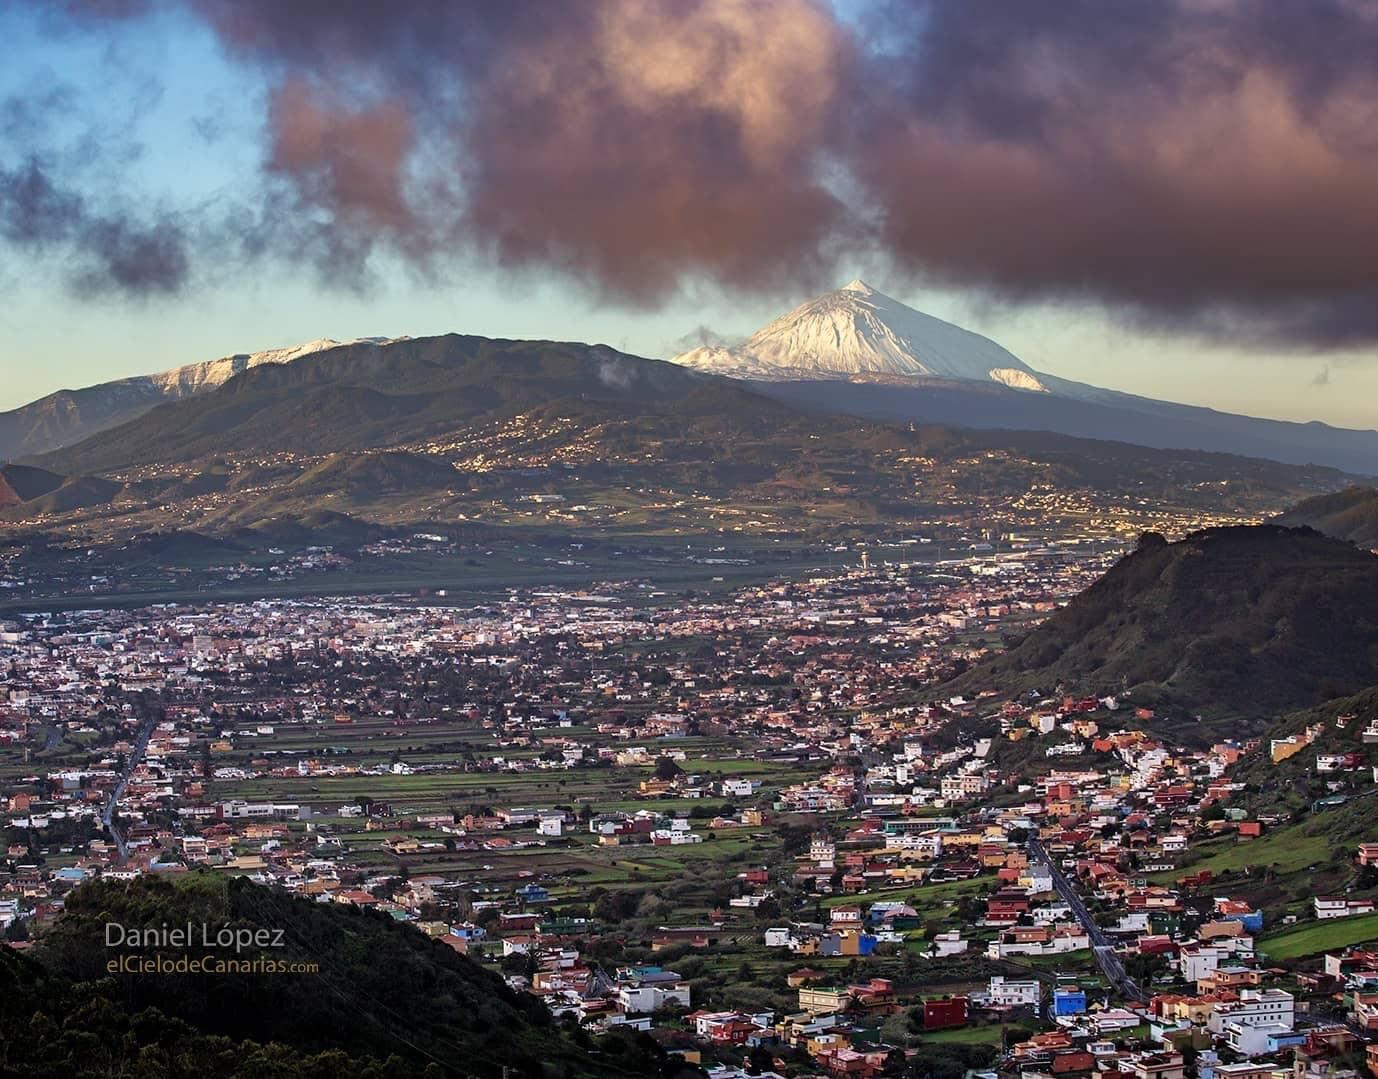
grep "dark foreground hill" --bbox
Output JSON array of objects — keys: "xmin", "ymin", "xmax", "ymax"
[
  {"xmin": 946, "ymin": 525, "xmax": 1378, "ymax": 729},
  {"xmin": 4, "ymin": 874, "xmax": 666, "ymax": 1079},
  {"xmin": 1274, "ymin": 486, "xmax": 1378, "ymax": 549}
]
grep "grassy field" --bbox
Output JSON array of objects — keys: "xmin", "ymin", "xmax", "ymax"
[
  {"xmin": 918, "ymin": 1024, "xmax": 1007, "ymax": 1045},
  {"xmin": 1147, "ymin": 827, "xmax": 1331, "ymax": 883},
  {"xmin": 1015, "ymin": 949, "xmax": 1094, "ymax": 971},
  {"xmin": 1259, "ymin": 912, "xmax": 1378, "ymax": 959},
  {"xmin": 820, "ymin": 877, "xmax": 986, "ymax": 913}
]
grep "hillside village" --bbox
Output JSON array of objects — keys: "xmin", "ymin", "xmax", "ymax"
[{"xmin": 4, "ymin": 545, "xmax": 1378, "ymax": 1079}]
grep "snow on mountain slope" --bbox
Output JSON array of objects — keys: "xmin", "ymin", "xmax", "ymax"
[
  {"xmin": 0, "ymin": 337, "xmax": 402, "ymax": 461},
  {"xmin": 673, "ymin": 280, "xmax": 1049, "ymax": 389},
  {"xmin": 146, "ymin": 337, "xmax": 400, "ymax": 398}
]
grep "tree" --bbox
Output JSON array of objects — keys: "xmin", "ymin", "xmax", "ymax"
[
  {"xmin": 879, "ymin": 1011, "xmax": 915, "ymax": 1048},
  {"xmin": 653, "ymin": 756, "xmax": 683, "ymax": 781}
]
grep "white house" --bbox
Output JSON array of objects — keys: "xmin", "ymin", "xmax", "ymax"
[
  {"xmin": 1178, "ymin": 943, "xmax": 1229, "ymax": 983},
  {"xmin": 1207, "ymin": 990, "xmax": 1295, "ymax": 1035},
  {"xmin": 1224, "ymin": 1022, "xmax": 1296, "ymax": 1058},
  {"xmin": 1032, "ymin": 902, "xmax": 1074, "ymax": 925},
  {"xmin": 1022, "ymin": 866, "xmax": 1055, "ymax": 893},
  {"xmin": 1316, "ymin": 896, "xmax": 1376, "ymax": 919},
  {"xmin": 618, "ymin": 982, "xmax": 692, "ymax": 1013},
  {"xmin": 988, "ymin": 976, "xmax": 1042, "ymax": 1007},
  {"xmin": 1087, "ymin": 1008, "xmax": 1142, "ymax": 1033},
  {"xmin": 931, "ymin": 931, "xmax": 968, "ymax": 957}
]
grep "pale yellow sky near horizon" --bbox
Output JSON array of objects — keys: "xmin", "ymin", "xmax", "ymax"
[{"xmin": 3, "ymin": 266, "xmax": 1376, "ymax": 433}]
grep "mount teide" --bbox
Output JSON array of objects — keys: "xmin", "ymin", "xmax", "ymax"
[
  {"xmin": 672, "ymin": 281, "xmax": 1378, "ymax": 474},
  {"xmin": 8, "ymin": 284, "xmax": 1378, "ymax": 472},
  {"xmin": 675, "ymin": 279, "xmax": 1049, "ymax": 390}
]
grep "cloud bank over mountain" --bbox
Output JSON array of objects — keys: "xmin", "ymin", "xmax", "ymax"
[{"xmin": 10, "ymin": 0, "xmax": 1378, "ymax": 349}]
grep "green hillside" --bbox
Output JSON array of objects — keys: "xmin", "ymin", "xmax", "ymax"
[
  {"xmin": 1230, "ymin": 686, "xmax": 1378, "ymax": 812},
  {"xmin": 7, "ymin": 874, "xmax": 666, "ymax": 1079},
  {"xmin": 36, "ymin": 336, "xmax": 764, "ymax": 472},
  {"xmin": 947, "ymin": 526, "xmax": 1378, "ymax": 730},
  {"xmin": 3, "ymin": 335, "xmax": 1368, "ymax": 574}
]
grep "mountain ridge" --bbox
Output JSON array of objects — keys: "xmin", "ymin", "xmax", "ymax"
[
  {"xmin": 1273, "ymin": 485, "xmax": 1378, "ymax": 549},
  {"xmin": 0, "ymin": 336, "xmax": 397, "ymax": 461},
  {"xmin": 945, "ymin": 524, "xmax": 1378, "ymax": 732},
  {"xmin": 30, "ymin": 335, "xmax": 754, "ymax": 474},
  {"xmin": 8, "ymin": 289, "xmax": 1378, "ymax": 472},
  {"xmin": 0, "ymin": 335, "xmax": 1360, "ymax": 572}
]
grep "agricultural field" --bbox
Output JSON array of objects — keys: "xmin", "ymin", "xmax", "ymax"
[{"xmin": 1259, "ymin": 912, "xmax": 1378, "ymax": 960}]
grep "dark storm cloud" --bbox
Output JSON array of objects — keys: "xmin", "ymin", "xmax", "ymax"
[
  {"xmin": 0, "ymin": 70, "xmax": 193, "ymax": 299},
  {"xmin": 853, "ymin": 0, "xmax": 1378, "ymax": 347},
  {"xmin": 15, "ymin": 0, "xmax": 1378, "ymax": 346},
  {"xmin": 0, "ymin": 156, "xmax": 191, "ymax": 298},
  {"xmin": 189, "ymin": 0, "xmax": 858, "ymax": 300}
]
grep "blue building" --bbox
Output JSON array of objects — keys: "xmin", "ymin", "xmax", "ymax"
[
  {"xmin": 1220, "ymin": 908, "xmax": 1264, "ymax": 933},
  {"xmin": 1053, "ymin": 986, "xmax": 1087, "ymax": 1016}
]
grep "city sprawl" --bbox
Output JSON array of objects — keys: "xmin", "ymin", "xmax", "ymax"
[{"xmin": 7, "ymin": 529, "xmax": 1378, "ymax": 1079}]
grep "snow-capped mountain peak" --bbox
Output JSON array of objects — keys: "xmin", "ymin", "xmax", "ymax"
[{"xmin": 671, "ymin": 279, "xmax": 1048, "ymax": 390}]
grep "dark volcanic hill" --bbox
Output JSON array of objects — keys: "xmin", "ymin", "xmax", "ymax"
[
  {"xmin": 947, "ymin": 525, "xmax": 1378, "ymax": 726},
  {"xmin": 0, "ymin": 463, "xmax": 66, "ymax": 506},
  {"xmin": 287, "ymin": 450, "xmax": 464, "ymax": 497},
  {"xmin": 10, "ymin": 873, "xmax": 659, "ymax": 1078},
  {"xmin": 1274, "ymin": 486, "xmax": 1378, "ymax": 549},
  {"xmin": 0, "ymin": 463, "xmax": 119, "ymax": 518}
]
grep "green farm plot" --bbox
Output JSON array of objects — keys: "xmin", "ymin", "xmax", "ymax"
[
  {"xmin": 918, "ymin": 1024, "xmax": 1007, "ymax": 1046},
  {"xmin": 310, "ymin": 820, "xmax": 785, "ymax": 899},
  {"xmin": 213, "ymin": 768, "xmax": 644, "ymax": 811},
  {"xmin": 1012, "ymin": 949, "xmax": 1094, "ymax": 971},
  {"xmin": 1259, "ymin": 912, "xmax": 1378, "ymax": 959},
  {"xmin": 822, "ymin": 876, "xmax": 987, "ymax": 913},
  {"xmin": 1147, "ymin": 827, "xmax": 1331, "ymax": 883}
]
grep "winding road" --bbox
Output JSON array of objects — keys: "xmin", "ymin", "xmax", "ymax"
[
  {"xmin": 1026, "ymin": 837, "xmax": 1147, "ymax": 1003},
  {"xmin": 101, "ymin": 714, "xmax": 157, "ymax": 864}
]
